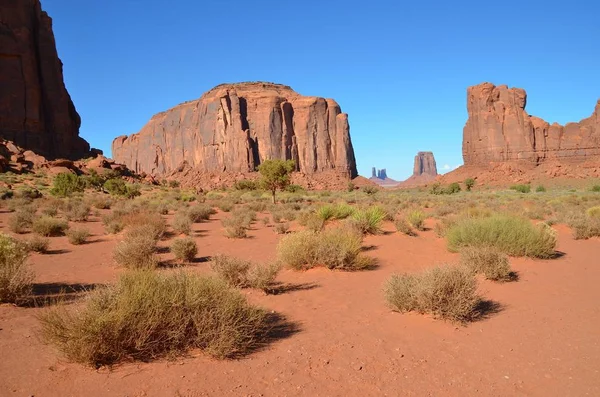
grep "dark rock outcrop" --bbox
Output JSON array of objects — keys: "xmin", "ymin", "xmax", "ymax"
[
  {"xmin": 112, "ymin": 82, "xmax": 358, "ymax": 180},
  {"xmin": 0, "ymin": 0, "xmax": 90, "ymax": 159},
  {"xmin": 463, "ymin": 82, "xmax": 600, "ymax": 165}
]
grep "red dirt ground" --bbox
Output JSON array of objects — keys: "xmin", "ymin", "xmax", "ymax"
[{"xmin": 1, "ymin": 212, "xmax": 599, "ymax": 396}]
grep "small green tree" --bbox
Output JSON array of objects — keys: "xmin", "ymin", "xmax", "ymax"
[
  {"xmin": 257, "ymin": 159, "xmax": 295, "ymax": 204},
  {"xmin": 50, "ymin": 173, "xmax": 86, "ymax": 197},
  {"xmin": 465, "ymin": 178, "xmax": 475, "ymax": 191}
]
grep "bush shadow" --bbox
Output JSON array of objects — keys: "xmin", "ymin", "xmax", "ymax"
[
  {"xmin": 472, "ymin": 299, "xmax": 504, "ymax": 321},
  {"xmin": 22, "ymin": 282, "xmax": 102, "ymax": 307},
  {"xmin": 268, "ymin": 282, "xmax": 320, "ymax": 295}
]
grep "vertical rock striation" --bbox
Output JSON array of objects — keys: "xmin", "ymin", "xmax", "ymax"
[
  {"xmin": 0, "ymin": 0, "xmax": 90, "ymax": 159},
  {"xmin": 112, "ymin": 82, "xmax": 357, "ymax": 179},
  {"xmin": 413, "ymin": 152, "xmax": 437, "ymax": 176}
]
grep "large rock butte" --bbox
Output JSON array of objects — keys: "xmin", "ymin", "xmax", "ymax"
[
  {"xmin": 0, "ymin": 0, "xmax": 89, "ymax": 159},
  {"xmin": 463, "ymin": 82, "xmax": 600, "ymax": 165},
  {"xmin": 413, "ymin": 151, "xmax": 438, "ymax": 177},
  {"xmin": 112, "ymin": 82, "xmax": 358, "ymax": 179}
]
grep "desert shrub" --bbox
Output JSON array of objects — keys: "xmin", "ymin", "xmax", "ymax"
[
  {"xmin": 394, "ymin": 217, "xmax": 416, "ymax": 236},
  {"xmin": 349, "ymin": 207, "xmax": 386, "ymax": 235},
  {"xmin": 261, "ymin": 216, "xmax": 270, "ymax": 226},
  {"xmin": 168, "ymin": 180, "xmax": 180, "ymax": 188},
  {"xmin": 187, "ymin": 204, "xmax": 214, "ymax": 222},
  {"xmin": 0, "ymin": 188, "xmax": 14, "ymax": 200},
  {"xmin": 91, "ymin": 196, "xmax": 112, "ymax": 210},
  {"xmin": 460, "ymin": 247, "xmax": 513, "ymax": 282},
  {"xmin": 362, "ymin": 186, "xmax": 378, "ymax": 195},
  {"xmin": 67, "ymin": 228, "xmax": 90, "ymax": 245},
  {"xmin": 446, "ymin": 182, "xmax": 461, "ymax": 194},
  {"xmin": 257, "ymin": 159, "xmax": 295, "ymax": 203},
  {"xmin": 39, "ymin": 271, "xmax": 269, "ymax": 366},
  {"xmin": 464, "ymin": 178, "xmax": 475, "ymax": 191},
  {"xmin": 25, "ymin": 235, "xmax": 50, "ymax": 253},
  {"xmin": 179, "ymin": 191, "xmax": 197, "ymax": 202},
  {"xmin": 113, "ymin": 227, "xmax": 159, "ymax": 269},
  {"xmin": 173, "ymin": 212, "xmax": 192, "ymax": 235},
  {"xmin": 0, "ymin": 233, "xmax": 33, "ymax": 303},
  {"xmin": 384, "ymin": 265, "xmax": 480, "ymax": 323},
  {"xmin": 120, "ymin": 212, "xmax": 166, "ymax": 241},
  {"xmin": 63, "ymin": 200, "xmax": 90, "ymax": 222},
  {"xmin": 15, "ymin": 187, "xmax": 42, "ymax": 199},
  {"xmin": 586, "ymin": 206, "xmax": 600, "ymax": 218},
  {"xmin": 171, "ymin": 237, "xmax": 197, "ymax": 263},
  {"xmin": 317, "ymin": 204, "xmax": 336, "ymax": 221},
  {"xmin": 50, "ymin": 173, "xmax": 85, "ymax": 197},
  {"xmin": 218, "ymin": 200, "xmax": 234, "ymax": 212},
  {"xmin": 590, "ymin": 185, "xmax": 600, "ymax": 192},
  {"xmin": 510, "ymin": 184, "xmax": 531, "ymax": 193},
  {"xmin": 535, "ymin": 185, "xmax": 547, "ymax": 193},
  {"xmin": 277, "ymin": 227, "xmax": 372, "ymax": 271},
  {"xmin": 302, "ymin": 212, "xmax": 325, "ymax": 232},
  {"xmin": 347, "ymin": 181, "xmax": 356, "ymax": 192},
  {"xmin": 8, "ymin": 210, "xmax": 35, "ymax": 234},
  {"xmin": 32, "ymin": 216, "xmax": 69, "ymax": 237},
  {"xmin": 211, "ymin": 255, "xmax": 280, "ymax": 293},
  {"xmin": 407, "ymin": 210, "xmax": 426, "ymax": 231},
  {"xmin": 274, "ymin": 222, "xmax": 290, "ymax": 234},
  {"xmin": 446, "ymin": 214, "xmax": 556, "ymax": 258},
  {"xmin": 221, "ymin": 211, "xmax": 252, "ymax": 239},
  {"xmin": 568, "ymin": 213, "xmax": 600, "ymax": 240},
  {"xmin": 41, "ymin": 198, "xmax": 63, "ymax": 216},
  {"xmin": 103, "ymin": 178, "xmax": 127, "ymax": 196},
  {"xmin": 233, "ymin": 180, "xmax": 258, "ymax": 191}
]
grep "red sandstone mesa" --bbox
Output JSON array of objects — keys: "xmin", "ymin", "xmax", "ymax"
[
  {"xmin": 462, "ymin": 82, "xmax": 600, "ymax": 165},
  {"xmin": 112, "ymin": 82, "xmax": 358, "ymax": 179},
  {"xmin": 0, "ymin": 0, "xmax": 90, "ymax": 159},
  {"xmin": 413, "ymin": 151, "xmax": 437, "ymax": 177}
]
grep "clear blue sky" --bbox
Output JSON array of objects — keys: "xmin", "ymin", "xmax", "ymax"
[{"xmin": 44, "ymin": 0, "xmax": 599, "ymax": 180}]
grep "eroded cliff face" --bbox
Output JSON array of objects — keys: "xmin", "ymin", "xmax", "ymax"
[
  {"xmin": 0, "ymin": 0, "xmax": 89, "ymax": 159},
  {"xmin": 413, "ymin": 152, "xmax": 437, "ymax": 176},
  {"xmin": 463, "ymin": 83, "xmax": 600, "ymax": 165},
  {"xmin": 112, "ymin": 82, "xmax": 357, "ymax": 179}
]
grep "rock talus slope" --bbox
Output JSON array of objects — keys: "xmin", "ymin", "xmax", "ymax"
[
  {"xmin": 463, "ymin": 82, "xmax": 600, "ymax": 165},
  {"xmin": 112, "ymin": 82, "xmax": 358, "ymax": 180},
  {"xmin": 0, "ymin": 0, "xmax": 89, "ymax": 159}
]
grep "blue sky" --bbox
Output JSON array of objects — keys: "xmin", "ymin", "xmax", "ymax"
[{"xmin": 44, "ymin": 0, "xmax": 599, "ymax": 180}]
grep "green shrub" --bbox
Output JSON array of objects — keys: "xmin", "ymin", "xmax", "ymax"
[
  {"xmin": 590, "ymin": 185, "xmax": 600, "ymax": 192},
  {"xmin": 362, "ymin": 186, "xmax": 378, "ymax": 195},
  {"xmin": 103, "ymin": 178, "xmax": 127, "ymax": 196},
  {"xmin": 50, "ymin": 173, "xmax": 85, "ymax": 197},
  {"xmin": 173, "ymin": 212, "xmax": 192, "ymax": 235},
  {"xmin": 407, "ymin": 210, "xmax": 426, "ymax": 231},
  {"xmin": 465, "ymin": 178, "xmax": 475, "ymax": 191},
  {"xmin": 25, "ymin": 235, "xmax": 50, "ymax": 253},
  {"xmin": 535, "ymin": 185, "xmax": 546, "ymax": 193},
  {"xmin": 32, "ymin": 217, "xmax": 69, "ymax": 237},
  {"xmin": 277, "ymin": 227, "xmax": 373, "ymax": 271},
  {"xmin": 0, "ymin": 233, "xmax": 33, "ymax": 303},
  {"xmin": 446, "ymin": 182, "xmax": 461, "ymax": 194},
  {"xmin": 446, "ymin": 214, "xmax": 556, "ymax": 258},
  {"xmin": 460, "ymin": 247, "xmax": 513, "ymax": 282},
  {"xmin": 171, "ymin": 237, "xmax": 197, "ymax": 262},
  {"xmin": 384, "ymin": 265, "xmax": 481, "ymax": 323},
  {"xmin": 233, "ymin": 180, "xmax": 258, "ymax": 190},
  {"xmin": 510, "ymin": 184, "xmax": 531, "ymax": 193},
  {"xmin": 39, "ymin": 271, "xmax": 270, "ymax": 366},
  {"xmin": 349, "ymin": 207, "xmax": 386, "ymax": 235},
  {"xmin": 67, "ymin": 228, "xmax": 90, "ymax": 245},
  {"xmin": 347, "ymin": 182, "xmax": 356, "ymax": 192}
]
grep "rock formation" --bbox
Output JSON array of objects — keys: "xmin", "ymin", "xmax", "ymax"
[
  {"xmin": 0, "ymin": 0, "xmax": 90, "ymax": 159},
  {"xmin": 112, "ymin": 82, "xmax": 358, "ymax": 180},
  {"xmin": 413, "ymin": 152, "xmax": 437, "ymax": 177},
  {"xmin": 463, "ymin": 82, "xmax": 600, "ymax": 165}
]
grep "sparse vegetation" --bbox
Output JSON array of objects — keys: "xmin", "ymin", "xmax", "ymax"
[
  {"xmin": 510, "ymin": 184, "xmax": 531, "ymax": 193},
  {"xmin": 25, "ymin": 235, "xmax": 50, "ymax": 253},
  {"xmin": 384, "ymin": 265, "xmax": 481, "ymax": 323},
  {"xmin": 349, "ymin": 207, "xmax": 386, "ymax": 235},
  {"xmin": 460, "ymin": 246, "xmax": 513, "ymax": 282},
  {"xmin": 465, "ymin": 178, "xmax": 475, "ymax": 191},
  {"xmin": 211, "ymin": 255, "xmax": 280, "ymax": 293},
  {"xmin": 171, "ymin": 237, "xmax": 198, "ymax": 263},
  {"xmin": 113, "ymin": 227, "xmax": 159, "ymax": 269},
  {"xmin": 0, "ymin": 233, "xmax": 33, "ymax": 303},
  {"xmin": 173, "ymin": 212, "xmax": 193, "ymax": 235},
  {"xmin": 32, "ymin": 216, "xmax": 69, "ymax": 237},
  {"xmin": 446, "ymin": 214, "xmax": 556, "ymax": 258},
  {"xmin": 39, "ymin": 271, "xmax": 270, "ymax": 366},
  {"xmin": 67, "ymin": 228, "xmax": 91, "ymax": 245},
  {"xmin": 407, "ymin": 210, "xmax": 426, "ymax": 231}
]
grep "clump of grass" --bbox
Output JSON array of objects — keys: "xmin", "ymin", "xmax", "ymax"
[
  {"xmin": 568, "ymin": 213, "xmax": 600, "ymax": 240},
  {"xmin": 106, "ymin": 220, "xmax": 124, "ymax": 234},
  {"xmin": 32, "ymin": 216, "xmax": 69, "ymax": 237},
  {"xmin": 173, "ymin": 212, "xmax": 192, "ymax": 235},
  {"xmin": 446, "ymin": 214, "xmax": 557, "ymax": 258},
  {"xmin": 221, "ymin": 210, "xmax": 255, "ymax": 238},
  {"xmin": 67, "ymin": 228, "xmax": 91, "ymax": 245},
  {"xmin": 211, "ymin": 255, "xmax": 280, "ymax": 293},
  {"xmin": 460, "ymin": 247, "xmax": 514, "ymax": 282},
  {"xmin": 298, "ymin": 212, "xmax": 325, "ymax": 232},
  {"xmin": 171, "ymin": 237, "xmax": 197, "ymax": 263},
  {"xmin": 349, "ymin": 207, "xmax": 386, "ymax": 235},
  {"xmin": 274, "ymin": 223, "xmax": 290, "ymax": 234},
  {"xmin": 277, "ymin": 226, "xmax": 374, "ymax": 271},
  {"xmin": 8, "ymin": 210, "xmax": 35, "ymax": 234},
  {"xmin": 63, "ymin": 200, "xmax": 90, "ymax": 222},
  {"xmin": 187, "ymin": 205, "xmax": 215, "ymax": 223},
  {"xmin": 394, "ymin": 216, "xmax": 416, "ymax": 236},
  {"xmin": 39, "ymin": 271, "xmax": 270, "ymax": 366},
  {"xmin": 25, "ymin": 235, "xmax": 50, "ymax": 253},
  {"xmin": 0, "ymin": 233, "xmax": 33, "ymax": 303},
  {"xmin": 510, "ymin": 184, "xmax": 531, "ymax": 193},
  {"xmin": 113, "ymin": 227, "xmax": 159, "ymax": 269},
  {"xmin": 121, "ymin": 212, "xmax": 166, "ymax": 241},
  {"xmin": 384, "ymin": 265, "xmax": 481, "ymax": 323},
  {"xmin": 586, "ymin": 206, "xmax": 600, "ymax": 218},
  {"xmin": 407, "ymin": 210, "xmax": 426, "ymax": 231}
]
